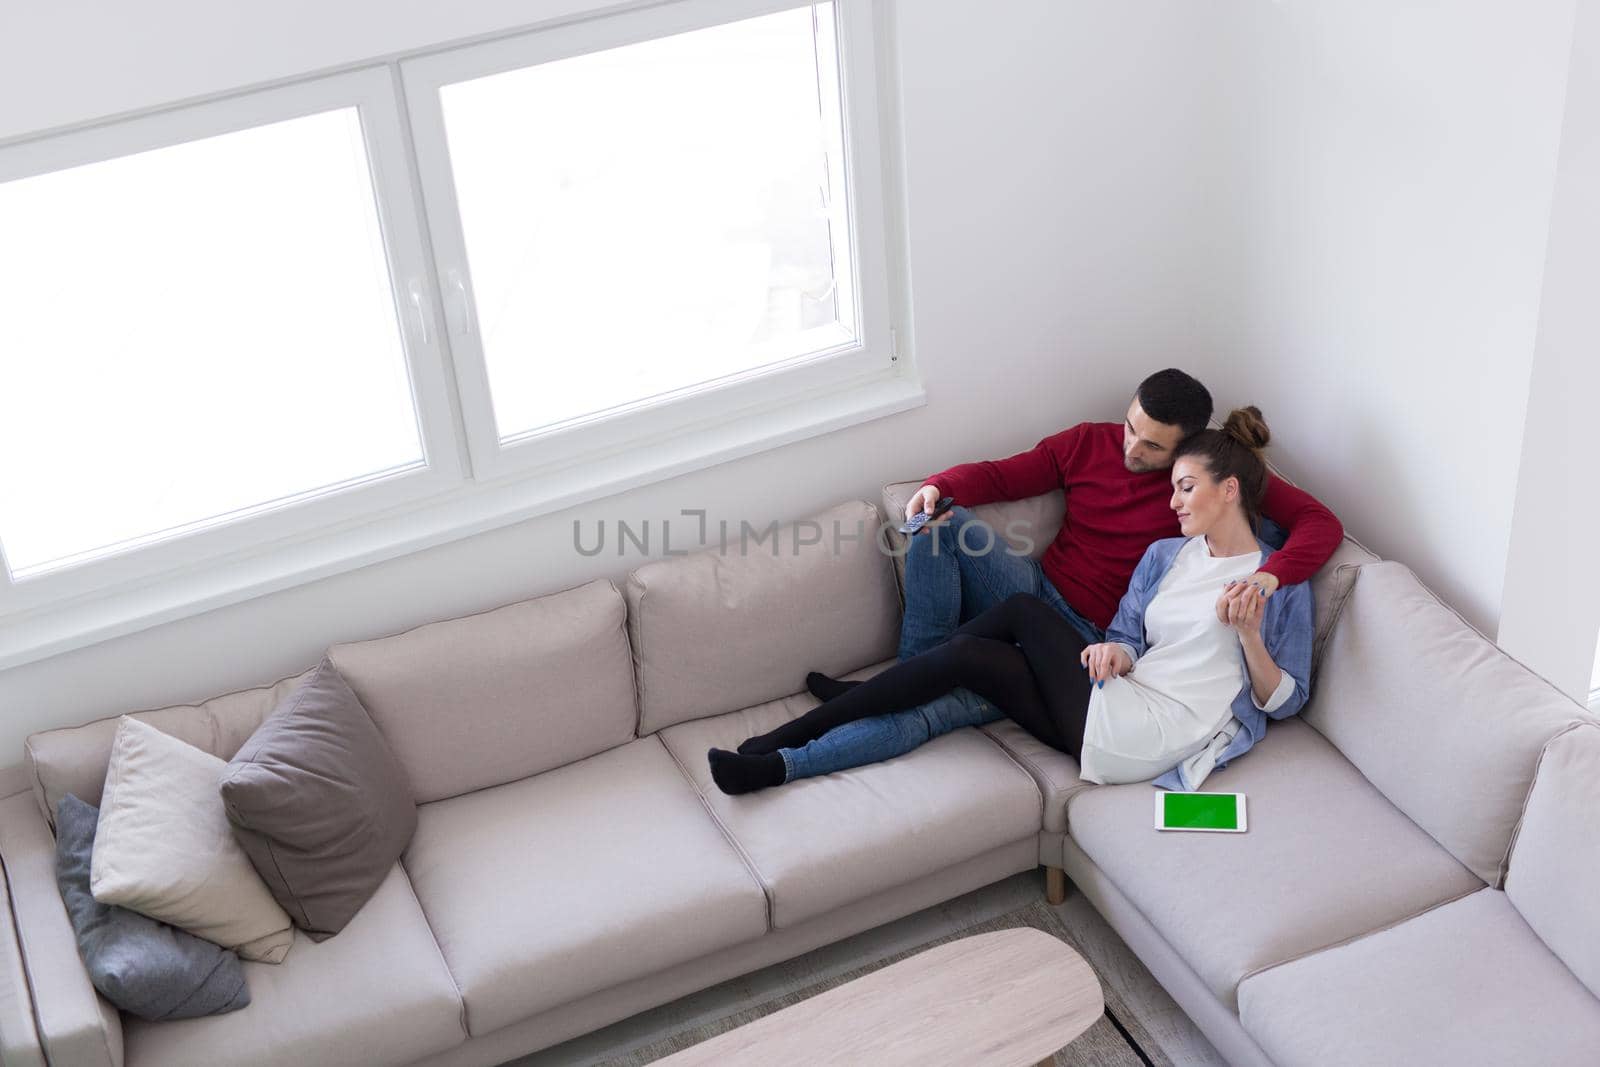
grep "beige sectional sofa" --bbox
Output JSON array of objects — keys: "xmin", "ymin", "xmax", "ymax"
[{"xmin": 1, "ymin": 488, "xmax": 1598, "ymax": 1066}]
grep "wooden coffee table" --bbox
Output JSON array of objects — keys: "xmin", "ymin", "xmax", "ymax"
[{"xmin": 654, "ymin": 927, "xmax": 1104, "ymax": 1066}]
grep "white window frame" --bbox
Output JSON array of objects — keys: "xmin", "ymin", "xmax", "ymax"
[
  {"xmin": 0, "ymin": 0, "xmax": 919, "ymax": 670},
  {"xmin": 0, "ymin": 67, "xmax": 465, "ymax": 617},
  {"xmin": 402, "ymin": 0, "xmax": 896, "ymax": 481}
]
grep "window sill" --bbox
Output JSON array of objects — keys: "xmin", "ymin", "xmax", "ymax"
[{"xmin": 0, "ymin": 368, "xmax": 925, "ymax": 670}]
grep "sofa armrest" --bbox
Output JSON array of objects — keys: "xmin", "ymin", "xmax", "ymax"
[
  {"xmin": 881, "ymin": 480, "xmax": 923, "ymax": 528},
  {"xmin": 0, "ymin": 792, "xmax": 122, "ymax": 1067},
  {"xmin": 1, "ymin": 849, "xmax": 46, "ymax": 1067}
]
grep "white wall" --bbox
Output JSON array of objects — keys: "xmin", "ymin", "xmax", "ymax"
[
  {"xmin": 1186, "ymin": 0, "xmax": 1579, "ymax": 636},
  {"xmin": 1497, "ymin": 0, "xmax": 1600, "ymax": 699},
  {"xmin": 0, "ymin": 1, "xmax": 1219, "ymax": 758},
  {"xmin": 3, "ymin": 0, "xmax": 1594, "ymax": 759}
]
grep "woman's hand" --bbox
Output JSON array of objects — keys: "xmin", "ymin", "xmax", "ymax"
[
  {"xmin": 1080, "ymin": 643, "xmax": 1132, "ymax": 685},
  {"xmin": 1217, "ymin": 579, "xmax": 1265, "ymax": 640}
]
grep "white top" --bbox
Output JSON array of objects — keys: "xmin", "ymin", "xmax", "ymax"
[{"xmin": 1078, "ymin": 536, "xmax": 1295, "ymax": 784}]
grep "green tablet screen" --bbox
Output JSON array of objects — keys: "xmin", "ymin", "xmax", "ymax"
[{"xmin": 1162, "ymin": 792, "xmax": 1239, "ymax": 830}]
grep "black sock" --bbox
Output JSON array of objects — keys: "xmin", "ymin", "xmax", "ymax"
[
  {"xmin": 806, "ymin": 671, "xmax": 862, "ymax": 701},
  {"xmin": 708, "ymin": 748, "xmax": 785, "ymax": 794}
]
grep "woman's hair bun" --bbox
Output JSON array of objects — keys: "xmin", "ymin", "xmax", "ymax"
[{"xmin": 1221, "ymin": 406, "xmax": 1270, "ymax": 452}]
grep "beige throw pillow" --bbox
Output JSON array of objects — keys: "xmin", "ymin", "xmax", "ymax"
[{"xmin": 90, "ymin": 716, "xmax": 294, "ymax": 963}]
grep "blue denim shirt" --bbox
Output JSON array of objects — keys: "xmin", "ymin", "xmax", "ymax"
[{"xmin": 1100, "ymin": 534, "xmax": 1315, "ymax": 791}]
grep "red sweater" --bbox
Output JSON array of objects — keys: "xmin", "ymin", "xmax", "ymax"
[{"xmin": 924, "ymin": 422, "xmax": 1345, "ymax": 630}]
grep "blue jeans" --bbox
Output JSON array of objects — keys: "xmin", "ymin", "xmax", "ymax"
[
  {"xmin": 897, "ymin": 505, "xmax": 1103, "ymax": 657},
  {"xmin": 780, "ymin": 506, "xmax": 1106, "ymax": 783},
  {"xmin": 780, "ymin": 686, "xmax": 1002, "ymax": 780}
]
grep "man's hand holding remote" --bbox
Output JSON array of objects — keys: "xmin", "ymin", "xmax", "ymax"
[{"xmin": 904, "ymin": 485, "xmax": 949, "ymax": 535}]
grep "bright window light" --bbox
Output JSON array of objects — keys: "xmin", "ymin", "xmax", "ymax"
[
  {"xmin": 440, "ymin": 3, "xmax": 856, "ymax": 441},
  {"xmin": 0, "ymin": 108, "xmax": 424, "ymax": 577}
]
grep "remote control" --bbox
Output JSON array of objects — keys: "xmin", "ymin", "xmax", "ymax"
[{"xmin": 899, "ymin": 496, "xmax": 955, "ymax": 535}]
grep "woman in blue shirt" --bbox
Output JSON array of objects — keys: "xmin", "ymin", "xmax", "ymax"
[{"xmin": 711, "ymin": 407, "xmax": 1314, "ymax": 794}]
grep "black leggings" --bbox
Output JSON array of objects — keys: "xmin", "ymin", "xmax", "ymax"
[{"xmin": 776, "ymin": 593, "xmax": 1095, "ymax": 761}]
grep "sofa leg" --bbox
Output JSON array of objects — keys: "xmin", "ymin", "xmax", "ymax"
[{"xmin": 1044, "ymin": 866, "xmax": 1067, "ymax": 905}]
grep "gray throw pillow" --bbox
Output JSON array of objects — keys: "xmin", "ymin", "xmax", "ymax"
[
  {"xmin": 54, "ymin": 794, "xmax": 250, "ymax": 1020},
  {"xmin": 219, "ymin": 655, "xmax": 417, "ymax": 941}
]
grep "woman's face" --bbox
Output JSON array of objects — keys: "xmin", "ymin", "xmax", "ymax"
[{"xmin": 1170, "ymin": 456, "xmax": 1238, "ymax": 537}]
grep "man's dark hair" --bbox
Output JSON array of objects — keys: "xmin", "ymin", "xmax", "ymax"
[{"xmin": 1136, "ymin": 369, "xmax": 1213, "ymax": 437}]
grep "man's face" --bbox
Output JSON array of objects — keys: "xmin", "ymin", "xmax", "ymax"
[{"xmin": 1122, "ymin": 398, "xmax": 1186, "ymax": 473}]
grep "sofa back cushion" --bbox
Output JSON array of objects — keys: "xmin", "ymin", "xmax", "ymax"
[
  {"xmin": 1306, "ymin": 561, "xmax": 1585, "ymax": 885},
  {"xmin": 329, "ymin": 578, "xmax": 635, "ymax": 804},
  {"xmin": 626, "ymin": 499, "xmax": 901, "ymax": 735},
  {"xmin": 25, "ymin": 667, "xmax": 316, "ymax": 832},
  {"xmin": 1504, "ymin": 722, "xmax": 1600, "ymax": 1000}
]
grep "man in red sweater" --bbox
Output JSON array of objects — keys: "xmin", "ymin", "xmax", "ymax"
[{"xmin": 898, "ymin": 368, "xmax": 1344, "ymax": 659}]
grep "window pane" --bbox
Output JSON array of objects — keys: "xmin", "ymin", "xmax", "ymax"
[
  {"xmin": 441, "ymin": 3, "xmax": 855, "ymax": 440},
  {"xmin": 0, "ymin": 108, "xmax": 423, "ymax": 576}
]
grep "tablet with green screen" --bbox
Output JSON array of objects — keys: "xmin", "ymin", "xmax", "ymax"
[{"xmin": 1154, "ymin": 792, "xmax": 1247, "ymax": 833}]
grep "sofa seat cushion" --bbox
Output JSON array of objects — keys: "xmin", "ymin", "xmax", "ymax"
[
  {"xmin": 1238, "ymin": 888, "xmax": 1600, "ymax": 1066},
  {"xmin": 121, "ymin": 864, "xmax": 465, "ymax": 1067},
  {"xmin": 400, "ymin": 736, "xmax": 768, "ymax": 1036},
  {"xmin": 977, "ymin": 718, "xmax": 1087, "ymax": 834},
  {"xmin": 1066, "ymin": 718, "xmax": 1483, "ymax": 1010},
  {"xmin": 656, "ymin": 685, "xmax": 1043, "ymax": 929}
]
